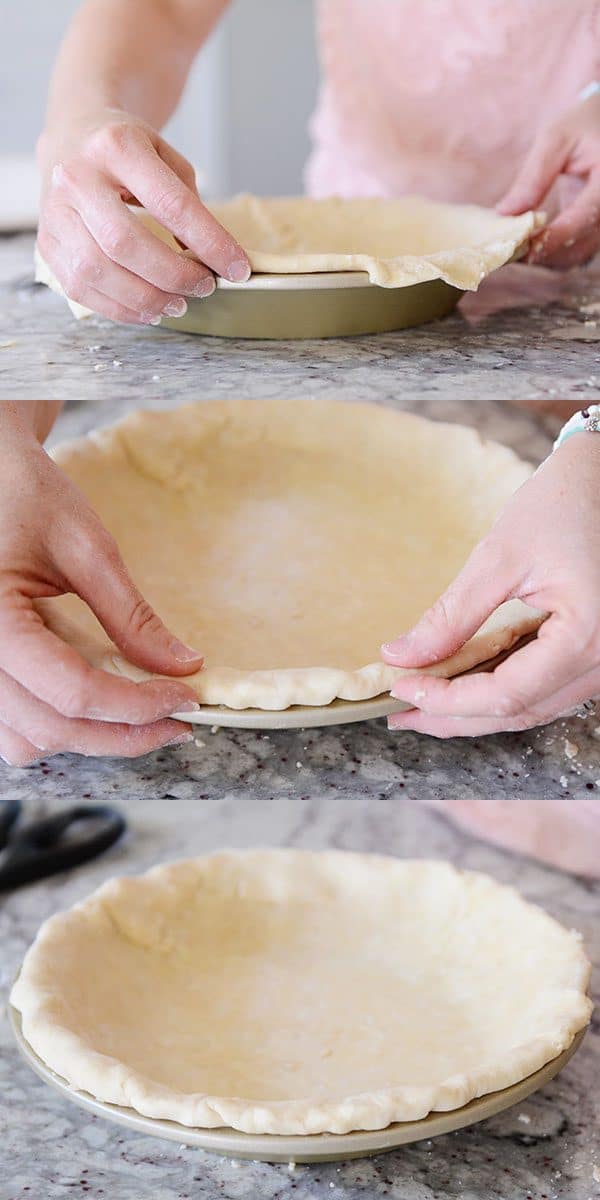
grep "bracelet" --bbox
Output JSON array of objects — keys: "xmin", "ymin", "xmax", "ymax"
[{"xmin": 553, "ymin": 405, "xmax": 600, "ymax": 451}]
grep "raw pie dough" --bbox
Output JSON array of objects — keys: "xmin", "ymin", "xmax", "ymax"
[
  {"xmin": 42, "ymin": 400, "xmax": 543, "ymax": 710},
  {"xmin": 11, "ymin": 851, "xmax": 592, "ymax": 1135},
  {"xmin": 208, "ymin": 194, "xmax": 542, "ymax": 288},
  {"xmin": 34, "ymin": 194, "xmax": 543, "ymax": 319}
]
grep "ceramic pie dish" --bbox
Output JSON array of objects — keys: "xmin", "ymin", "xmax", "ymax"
[
  {"xmin": 34, "ymin": 194, "xmax": 543, "ymax": 338},
  {"xmin": 159, "ymin": 269, "xmax": 464, "ymax": 339}
]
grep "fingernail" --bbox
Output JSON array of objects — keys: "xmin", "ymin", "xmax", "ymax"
[
  {"xmin": 191, "ymin": 276, "xmax": 216, "ymax": 299},
  {"xmin": 169, "ymin": 638, "xmax": 204, "ymax": 664},
  {"xmin": 145, "ymin": 315, "xmax": 162, "ymax": 326},
  {"xmin": 226, "ymin": 259, "xmax": 251, "ymax": 283},
  {"xmin": 390, "ymin": 692, "xmax": 421, "ymax": 708},
  {"xmin": 162, "ymin": 297, "xmax": 188, "ymax": 318},
  {"xmin": 387, "ymin": 714, "xmax": 411, "ymax": 730},
  {"xmin": 382, "ymin": 636, "xmax": 409, "ymax": 657},
  {"xmin": 166, "ymin": 732, "xmax": 194, "ymax": 747},
  {"xmin": 172, "ymin": 699, "xmax": 201, "ymax": 713},
  {"xmin": 0, "ymin": 753, "xmax": 31, "ymax": 767}
]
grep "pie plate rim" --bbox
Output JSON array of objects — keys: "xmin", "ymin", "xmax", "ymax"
[{"xmin": 8, "ymin": 998, "xmax": 587, "ymax": 1164}]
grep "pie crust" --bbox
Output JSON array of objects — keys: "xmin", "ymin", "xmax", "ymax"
[
  {"xmin": 11, "ymin": 851, "xmax": 592, "ymax": 1136},
  {"xmin": 34, "ymin": 194, "xmax": 543, "ymax": 320},
  {"xmin": 42, "ymin": 399, "xmax": 543, "ymax": 710}
]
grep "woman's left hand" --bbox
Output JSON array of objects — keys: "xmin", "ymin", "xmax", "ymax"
[
  {"xmin": 498, "ymin": 91, "xmax": 600, "ymax": 268},
  {"xmin": 382, "ymin": 432, "xmax": 600, "ymax": 738}
]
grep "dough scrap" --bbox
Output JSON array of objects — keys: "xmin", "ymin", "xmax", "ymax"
[
  {"xmin": 34, "ymin": 194, "xmax": 544, "ymax": 320},
  {"xmin": 41, "ymin": 399, "xmax": 543, "ymax": 711},
  {"xmin": 11, "ymin": 851, "xmax": 592, "ymax": 1135}
]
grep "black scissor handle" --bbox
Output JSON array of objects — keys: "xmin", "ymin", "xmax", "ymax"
[
  {"xmin": 0, "ymin": 804, "xmax": 126, "ymax": 891},
  {"xmin": 0, "ymin": 799, "xmax": 21, "ymax": 846}
]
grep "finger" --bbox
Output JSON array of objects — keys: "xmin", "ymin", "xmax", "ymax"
[
  {"xmin": 387, "ymin": 677, "xmax": 598, "ymax": 735},
  {"xmin": 0, "ymin": 669, "xmax": 193, "ymax": 758},
  {"xmin": 69, "ymin": 285, "xmax": 164, "ymax": 326},
  {"xmin": 527, "ymin": 173, "xmax": 600, "ymax": 264},
  {"xmin": 99, "ymin": 136, "xmax": 250, "ymax": 281},
  {"xmin": 42, "ymin": 210, "xmax": 189, "ymax": 317},
  {"xmin": 389, "ymin": 617, "xmax": 581, "ymax": 720},
  {"xmin": 84, "ymin": 198, "xmax": 216, "ymax": 297},
  {"xmin": 62, "ymin": 519, "xmax": 204, "ymax": 677},
  {"xmin": 64, "ymin": 721, "xmax": 193, "ymax": 759},
  {"xmin": 0, "ymin": 596, "xmax": 200, "ymax": 723},
  {"xmin": 0, "ymin": 720, "xmax": 41, "ymax": 768},
  {"xmin": 39, "ymin": 220, "xmax": 163, "ymax": 325},
  {"xmin": 497, "ymin": 127, "xmax": 570, "ymax": 214},
  {"xmin": 40, "ymin": 218, "xmax": 187, "ymax": 324},
  {"xmin": 381, "ymin": 540, "xmax": 514, "ymax": 668},
  {"xmin": 533, "ymin": 229, "xmax": 600, "ymax": 270},
  {"xmin": 386, "ymin": 709, "xmax": 547, "ymax": 738},
  {"xmin": 52, "ymin": 160, "xmax": 217, "ymax": 298},
  {"xmin": 389, "ymin": 671, "xmax": 600, "ymax": 738}
]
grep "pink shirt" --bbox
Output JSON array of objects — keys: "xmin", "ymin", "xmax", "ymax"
[
  {"xmin": 306, "ymin": 0, "xmax": 600, "ymax": 205},
  {"xmin": 306, "ymin": 2, "xmax": 600, "ymax": 878}
]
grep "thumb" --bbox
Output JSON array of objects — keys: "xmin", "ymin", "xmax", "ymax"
[
  {"xmin": 70, "ymin": 522, "xmax": 204, "ymax": 677},
  {"xmin": 381, "ymin": 539, "xmax": 513, "ymax": 668},
  {"xmin": 497, "ymin": 126, "xmax": 570, "ymax": 215}
]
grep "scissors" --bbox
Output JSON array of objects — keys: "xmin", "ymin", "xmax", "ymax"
[{"xmin": 0, "ymin": 799, "xmax": 126, "ymax": 891}]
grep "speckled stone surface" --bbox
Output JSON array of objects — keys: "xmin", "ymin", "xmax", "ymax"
[{"xmin": 1, "ymin": 248, "xmax": 600, "ymax": 1199}]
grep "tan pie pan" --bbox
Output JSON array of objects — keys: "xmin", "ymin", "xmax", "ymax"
[
  {"xmin": 177, "ymin": 692, "xmax": 399, "ymax": 730},
  {"xmin": 9, "ymin": 1004, "xmax": 586, "ymax": 1163},
  {"xmin": 160, "ymin": 271, "xmax": 463, "ymax": 339},
  {"xmin": 157, "ymin": 237, "xmax": 533, "ymax": 340}
]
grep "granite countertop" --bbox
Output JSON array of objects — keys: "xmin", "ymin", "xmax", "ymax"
[
  {"xmin": 1, "ymin": 232, "xmax": 600, "ymax": 403},
  {"xmin": 1, "ymin": 243, "xmax": 600, "ymax": 1199}
]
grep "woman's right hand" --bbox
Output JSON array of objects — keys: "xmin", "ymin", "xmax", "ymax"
[
  {"xmin": 37, "ymin": 109, "xmax": 251, "ymax": 325},
  {"xmin": 0, "ymin": 407, "xmax": 203, "ymax": 767}
]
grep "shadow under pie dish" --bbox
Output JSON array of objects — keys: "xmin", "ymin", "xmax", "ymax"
[
  {"xmin": 40, "ymin": 398, "xmax": 544, "ymax": 714},
  {"xmin": 10, "ymin": 851, "xmax": 592, "ymax": 1137}
]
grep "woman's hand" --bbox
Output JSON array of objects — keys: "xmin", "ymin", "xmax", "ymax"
[
  {"xmin": 0, "ymin": 407, "xmax": 203, "ymax": 767},
  {"xmin": 382, "ymin": 433, "xmax": 600, "ymax": 737},
  {"xmin": 37, "ymin": 109, "xmax": 250, "ymax": 325},
  {"xmin": 498, "ymin": 91, "xmax": 600, "ymax": 268}
]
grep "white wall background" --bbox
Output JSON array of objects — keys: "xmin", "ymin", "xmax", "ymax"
[{"xmin": 0, "ymin": 0, "xmax": 318, "ymax": 197}]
